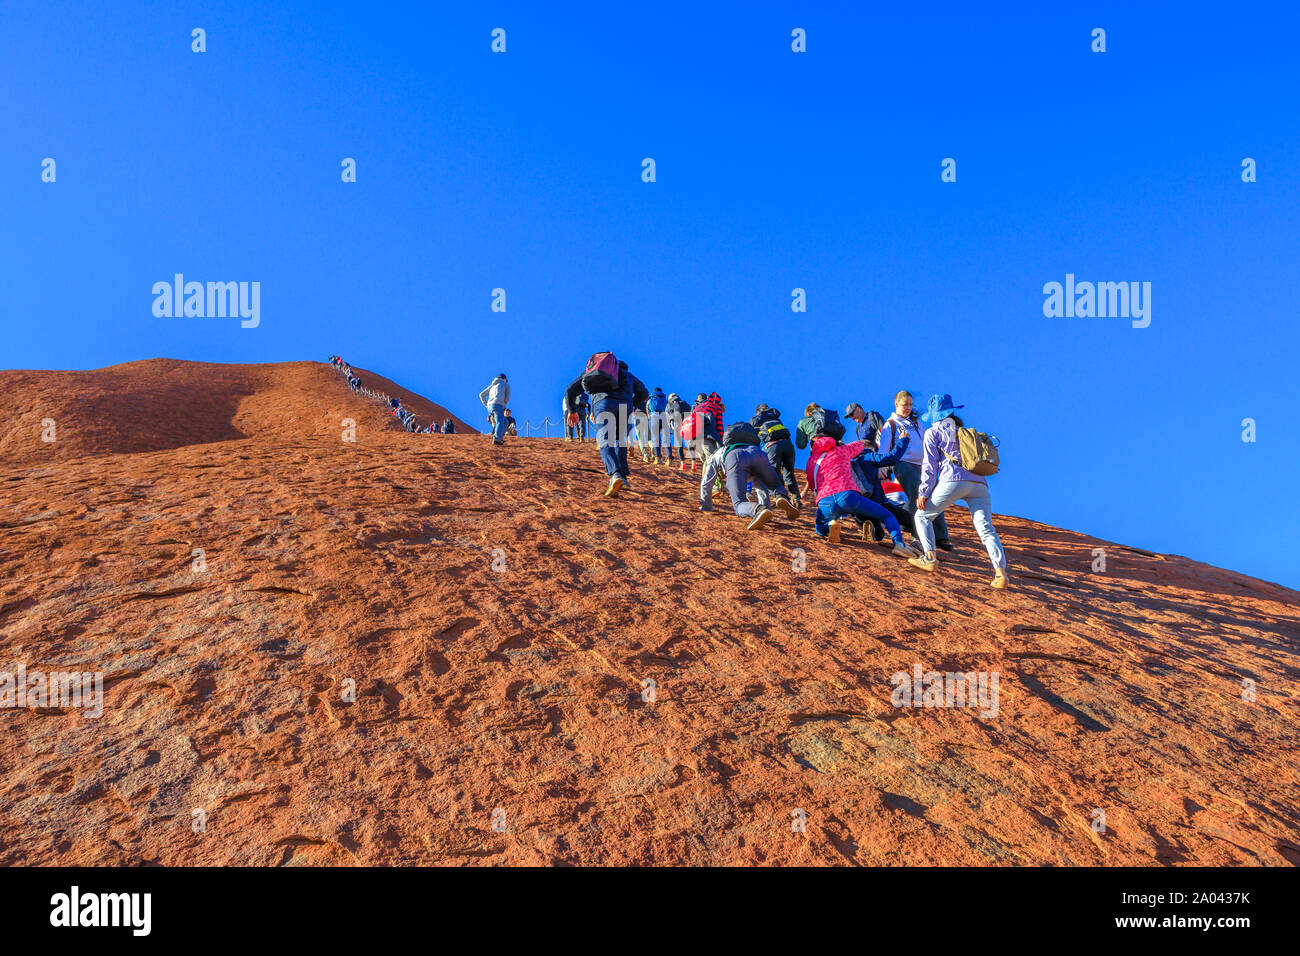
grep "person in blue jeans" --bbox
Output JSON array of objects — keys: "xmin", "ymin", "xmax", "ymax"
[
  {"xmin": 478, "ymin": 373, "xmax": 511, "ymax": 446},
  {"xmin": 564, "ymin": 358, "xmax": 648, "ymax": 497},
  {"xmin": 806, "ymin": 433, "xmax": 918, "ymax": 556},
  {"xmin": 908, "ymin": 394, "xmax": 1008, "ymax": 589},
  {"xmin": 646, "ymin": 386, "xmax": 669, "ymax": 463}
]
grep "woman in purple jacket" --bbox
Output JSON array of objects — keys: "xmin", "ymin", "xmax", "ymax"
[{"xmin": 908, "ymin": 394, "xmax": 1008, "ymax": 589}]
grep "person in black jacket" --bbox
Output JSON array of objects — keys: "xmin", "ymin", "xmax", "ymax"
[
  {"xmin": 441, "ymin": 418, "xmax": 456, "ymax": 434},
  {"xmin": 665, "ymin": 392, "xmax": 691, "ymax": 468},
  {"xmin": 564, "ymin": 357, "xmax": 648, "ymax": 497},
  {"xmin": 750, "ymin": 404, "xmax": 802, "ymax": 507},
  {"xmin": 573, "ymin": 391, "xmax": 590, "ymax": 442}
]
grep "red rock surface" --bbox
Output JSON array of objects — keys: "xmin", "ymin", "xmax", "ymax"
[{"xmin": 0, "ymin": 359, "xmax": 1296, "ymax": 866}]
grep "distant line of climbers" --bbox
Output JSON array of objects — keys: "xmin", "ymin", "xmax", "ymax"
[{"xmin": 327, "ymin": 355, "xmax": 457, "ymax": 434}]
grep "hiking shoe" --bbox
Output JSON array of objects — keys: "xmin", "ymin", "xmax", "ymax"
[
  {"xmin": 908, "ymin": 552, "xmax": 939, "ymax": 572},
  {"xmin": 991, "ymin": 569, "xmax": 1009, "ymax": 589},
  {"xmin": 936, "ymin": 539, "xmax": 956, "ymax": 552},
  {"xmin": 680, "ymin": 460, "xmax": 689, "ymax": 472},
  {"xmin": 747, "ymin": 508, "xmax": 774, "ymax": 531},
  {"xmin": 828, "ymin": 520, "xmax": 843, "ymax": 543},
  {"xmin": 605, "ymin": 476, "xmax": 624, "ymax": 497},
  {"xmin": 492, "ymin": 440, "xmax": 505, "ymax": 446},
  {"xmin": 773, "ymin": 497, "xmax": 799, "ymax": 519},
  {"xmin": 892, "ymin": 541, "xmax": 918, "ymax": 558},
  {"xmin": 876, "ymin": 535, "xmax": 896, "ymax": 547}
]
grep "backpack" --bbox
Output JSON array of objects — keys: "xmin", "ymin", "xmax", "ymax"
[
  {"xmin": 850, "ymin": 455, "xmax": 883, "ymax": 499},
  {"xmin": 941, "ymin": 422, "xmax": 1001, "ymax": 476},
  {"xmin": 721, "ymin": 421, "xmax": 759, "ymax": 447},
  {"xmin": 689, "ymin": 407, "xmax": 716, "ymax": 442},
  {"xmin": 649, "ymin": 391, "xmax": 668, "ymax": 413},
  {"xmin": 884, "ymin": 416, "xmax": 916, "ymax": 453},
  {"xmin": 680, "ymin": 415, "xmax": 698, "ymax": 441},
  {"xmin": 758, "ymin": 419, "xmax": 791, "ymax": 444},
  {"xmin": 582, "ymin": 352, "xmax": 620, "ymax": 393},
  {"xmin": 811, "ymin": 407, "xmax": 845, "ymax": 441}
]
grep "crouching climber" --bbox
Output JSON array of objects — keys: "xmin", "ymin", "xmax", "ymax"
[{"xmin": 700, "ymin": 421, "xmax": 800, "ymax": 530}]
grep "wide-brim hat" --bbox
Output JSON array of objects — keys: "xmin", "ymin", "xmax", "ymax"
[{"xmin": 922, "ymin": 393, "xmax": 965, "ymax": 424}]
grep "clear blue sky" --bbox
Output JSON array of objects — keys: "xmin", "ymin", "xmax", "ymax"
[{"xmin": 4, "ymin": 1, "xmax": 1297, "ymax": 587}]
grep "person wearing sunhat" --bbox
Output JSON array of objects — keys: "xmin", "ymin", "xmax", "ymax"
[{"xmin": 908, "ymin": 394, "xmax": 1008, "ymax": 588}]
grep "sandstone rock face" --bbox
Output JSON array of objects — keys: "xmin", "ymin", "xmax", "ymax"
[{"xmin": 1, "ymin": 360, "xmax": 1296, "ymax": 866}]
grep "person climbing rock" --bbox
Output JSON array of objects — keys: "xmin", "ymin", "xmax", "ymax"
[
  {"xmin": 478, "ymin": 373, "xmax": 511, "ymax": 446},
  {"xmin": 700, "ymin": 421, "xmax": 800, "ymax": 530},
  {"xmin": 564, "ymin": 352, "xmax": 648, "ymax": 497},
  {"xmin": 806, "ymin": 432, "xmax": 917, "ymax": 556},
  {"xmin": 908, "ymin": 394, "xmax": 1008, "ymax": 588}
]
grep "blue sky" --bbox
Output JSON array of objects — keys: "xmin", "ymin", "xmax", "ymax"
[{"xmin": 4, "ymin": 1, "xmax": 1298, "ymax": 587}]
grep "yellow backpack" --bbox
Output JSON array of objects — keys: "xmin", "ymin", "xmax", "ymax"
[{"xmin": 941, "ymin": 424, "xmax": 1000, "ymax": 477}]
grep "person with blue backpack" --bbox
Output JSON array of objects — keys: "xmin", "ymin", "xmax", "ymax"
[
  {"xmin": 646, "ymin": 387, "xmax": 670, "ymax": 464},
  {"xmin": 564, "ymin": 352, "xmax": 648, "ymax": 497},
  {"xmin": 699, "ymin": 421, "xmax": 800, "ymax": 530}
]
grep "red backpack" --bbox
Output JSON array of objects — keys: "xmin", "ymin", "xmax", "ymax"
[{"xmin": 581, "ymin": 352, "xmax": 621, "ymax": 393}]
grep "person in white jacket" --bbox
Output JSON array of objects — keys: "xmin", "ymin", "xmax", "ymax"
[
  {"xmin": 478, "ymin": 373, "xmax": 511, "ymax": 445},
  {"xmin": 878, "ymin": 390, "xmax": 952, "ymax": 550}
]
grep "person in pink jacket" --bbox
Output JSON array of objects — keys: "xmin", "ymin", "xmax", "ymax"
[{"xmin": 805, "ymin": 435, "xmax": 917, "ymax": 556}]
